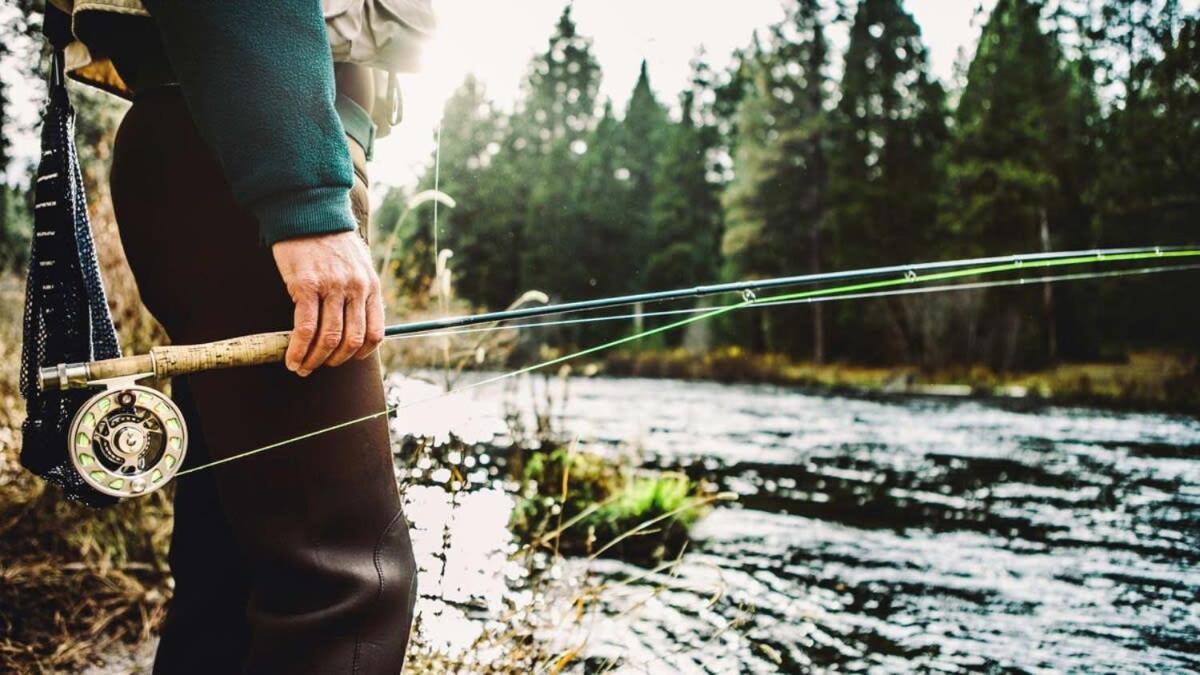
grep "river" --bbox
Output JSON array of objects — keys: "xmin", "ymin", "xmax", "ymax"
[{"xmin": 389, "ymin": 372, "xmax": 1200, "ymax": 673}]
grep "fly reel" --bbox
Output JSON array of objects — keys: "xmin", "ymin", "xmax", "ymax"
[
  {"xmin": 40, "ymin": 331, "xmax": 292, "ymax": 500},
  {"xmin": 68, "ymin": 383, "xmax": 186, "ymax": 498}
]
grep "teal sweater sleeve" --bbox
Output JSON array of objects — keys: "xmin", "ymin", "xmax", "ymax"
[{"xmin": 140, "ymin": 0, "xmax": 356, "ymax": 245}]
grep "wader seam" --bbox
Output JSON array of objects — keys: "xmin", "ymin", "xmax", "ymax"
[{"xmin": 354, "ymin": 506, "xmax": 407, "ymax": 673}]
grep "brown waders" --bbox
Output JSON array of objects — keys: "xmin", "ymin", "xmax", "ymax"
[{"xmin": 110, "ymin": 82, "xmax": 417, "ymax": 673}]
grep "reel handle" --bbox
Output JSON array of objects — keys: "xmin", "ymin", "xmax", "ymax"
[{"xmin": 39, "ymin": 331, "xmax": 291, "ymax": 391}]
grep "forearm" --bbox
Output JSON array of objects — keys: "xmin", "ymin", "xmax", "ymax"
[{"xmin": 142, "ymin": 0, "xmax": 356, "ymax": 245}]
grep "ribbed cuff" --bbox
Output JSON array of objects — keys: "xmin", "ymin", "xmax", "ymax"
[{"xmin": 254, "ymin": 186, "xmax": 356, "ymax": 245}]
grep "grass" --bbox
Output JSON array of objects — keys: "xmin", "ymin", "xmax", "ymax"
[
  {"xmin": 0, "ymin": 279, "xmax": 173, "ymax": 673},
  {"xmin": 604, "ymin": 346, "xmax": 1200, "ymax": 411},
  {"xmin": 1004, "ymin": 351, "xmax": 1200, "ymax": 408},
  {"xmin": 511, "ymin": 445, "xmax": 711, "ymax": 563}
]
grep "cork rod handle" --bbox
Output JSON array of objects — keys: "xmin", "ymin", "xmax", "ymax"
[
  {"xmin": 148, "ymin": 331, "xmax": 292, "ymax": 379},
  {"xmin": 38, "ymin": 331, "xmax": 292, "ymax": 391}
]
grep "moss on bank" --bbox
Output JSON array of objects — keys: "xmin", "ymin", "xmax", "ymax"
[{"xmin": 511, "ymin": 446, "xmax": 712, "ymax": 563}]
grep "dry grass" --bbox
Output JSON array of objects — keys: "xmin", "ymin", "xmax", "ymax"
[
  {"xmin": 606, "ymin": 347, "xmax": 908, "ymax": 390},
  {"xmin": 0, "ymin": 118, "xmax": 176, "ymax": 669},
  {"xmin": 1002, "ymin": 351, "xmax": 1200, "ymax": 409},
  {"xmin": 605, "ymin": 346, "xmax": 1200, "ymax": 410},
  {"xmin": 0, "ymin": 275, "xmax": 174, "ymax": 674}
]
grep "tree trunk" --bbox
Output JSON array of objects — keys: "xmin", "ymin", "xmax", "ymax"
[
  {"xmin": 810, "ymin": 221, "xmax": 826, "ymax": 364},
  {"xmin": 1039, "ymin": 207, "xmax": 1057, "ymax": 364}
]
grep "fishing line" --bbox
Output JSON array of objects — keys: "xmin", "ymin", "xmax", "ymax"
[
  {"xmin": 384, "ymin": 262, "xmax": 1200, "ymax": 341},
  {"xmin": 429, "ymin": 94, "xmax": 446, "ymax": 274},
  {"xmin": 174, "ymin": 250, "xmax": 1199, "ymax": 478}
]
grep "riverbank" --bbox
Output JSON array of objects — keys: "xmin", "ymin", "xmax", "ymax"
[
  {"xmin": 5, "ymin": 358, "xmax": 1200, "ymax": 671},
  {"xmin": 0, "ymin": 348, "xmax": 706, "ymax": 671},
  {"xmin": 603, "ymin": 348, "xmax": 1200, "ymax": 413}
]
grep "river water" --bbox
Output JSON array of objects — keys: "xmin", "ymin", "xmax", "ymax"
[{"xmin": 388, "ymin": 373, "xmax": 1200, "ymax": 673}]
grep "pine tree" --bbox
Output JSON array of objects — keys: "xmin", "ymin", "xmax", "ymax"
[
  {"xmin": 710, "ymin": 43, "xmax": 760, "ymax": 179},
  {"xmin": 0, "ymin": 73, "xmax": 13, "ymax": 270},
  {"xmin": 831, "ymin": 0, "xmax": 947, "ymax": 266},
  {"xmin": 1096, "ymin": 0, "xmax": 1183, "ymax": 103},
  {"xmin": 618, "ymin": 61, "xmax": 669, "ymax": 288},
  {"xmin": 0, "ymin": 4, "xmax": 21, "ymax": 269},
  {"xmin": 571, "ymin": 101, "xmax": 635, "ymax": 302},
  {"xmin": 829, "ymin": 0, "xmax": 948, "ymax": 363},
  {"xmin": 722, "ymin": 0, "xmax": 830, "ymax": 358},
  {"xmin": 415, "ymin": 75, "xmax": 520, "ymax": 310},
  {"xmin": 943, "ymin": 0, "xmax": 1087, "ymax": 367},
  {"xmin": 1093, "ymin": 2, "xmax": 1192, "ymax": 249},
  {"xmin": 0, "ymin": 78, "xmax": 9, "ymax": 183},
  {"xmin": 646, "ymin": 81, "xmax": 723, "ymax": 337},
  {"xmin": 1094, "ymin": 16, "xmax": 1200, "ymax": 349},
  {"xmin": 515, "ymin": 6, "xmax": 603, "ymax": 302}
]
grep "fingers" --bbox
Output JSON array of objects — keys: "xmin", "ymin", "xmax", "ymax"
[
  {"xmin": 274, "ymin": 231, "xmax": 382, "ymax": 376},
  {"xmin": 286, "ymin": 280, "xmax": 320, "ymax": 374},
  {"xmin": 327, "ymin": 292, "xmax": 366, "ymax": 367},
  {"xmin": 299, "ymin": 292, "xmax": 346, "ymax": 376},
  {"xmin": 357, "ymin": 285, "xmax": 384, "ymax": 360}
]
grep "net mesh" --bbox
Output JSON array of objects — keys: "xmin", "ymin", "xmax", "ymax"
[{"xmin": 18, "ymin": 50, "xmax": 122, "ymax": 507}]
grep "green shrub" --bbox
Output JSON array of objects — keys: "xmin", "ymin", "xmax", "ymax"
[{"xmin": 511, "ymin": 446, "xmax": 709, "ymax": 564}]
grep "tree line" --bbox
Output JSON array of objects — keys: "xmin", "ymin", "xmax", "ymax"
[
  {"xmin": 0, "ymin": 0, "xmax": 1193, "ymax": 370},
  {"xmin": 387, "ymin": 0, "xmax": 1197, "ymax": 370}
]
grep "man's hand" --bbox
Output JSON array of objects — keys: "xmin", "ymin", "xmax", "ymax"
[{"xmin": 271, "ymin": 231, "xmax": 384, "ymax": 376}]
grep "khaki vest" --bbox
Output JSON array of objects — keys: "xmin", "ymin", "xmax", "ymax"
[{"xmin": 47, "ymin": 0, "xmax": 434, "ymax": 135}]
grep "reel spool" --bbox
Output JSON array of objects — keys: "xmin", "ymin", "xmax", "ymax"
[{"xmin": 68, "ymin": 384, "xmax": 186, "ymax": 499}]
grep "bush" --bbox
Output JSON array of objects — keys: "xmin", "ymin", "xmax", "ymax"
[{"xmin": 511, "ymin": 446, "xmax": 709, "ymax": 564}]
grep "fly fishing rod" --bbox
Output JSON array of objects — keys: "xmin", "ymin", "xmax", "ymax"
[
  {"xmin": 35, "ymin": 245, "xmax": 1191, "ymax": 391},
  {"xmin": 378, "ymin": 245, "xmax": 1189, "ymax": 336},
  {"xmin": 35, "ymin": 245, "xmax": 1199, "ymax": 499}
]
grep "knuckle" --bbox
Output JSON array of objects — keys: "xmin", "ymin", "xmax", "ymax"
[
  {"xmin": 289, "ymin": 273, "xmax": 320, "ymax": 295},
  {"xmin": 366, "ymin": 329, "xmax": 384, "ymax": 345},
  {"xmin": 320, "ymin": 332, "xmax": 343, "ymax": 349},
  {"xmin": 345, "ymin": 334, "xmax": 366, "ymax": 351},
  {"xmin": 294, "ymin": 321, "xmax": 318, "ymax": 338}
]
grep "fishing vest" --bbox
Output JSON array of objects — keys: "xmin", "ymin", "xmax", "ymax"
[{"xmin": 45, "ymin": 0, "xmax": 435, "ymax": 137}]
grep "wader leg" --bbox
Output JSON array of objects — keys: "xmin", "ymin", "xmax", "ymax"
[{"xmin": 111, "ymin": 87, "xmax": 416, "ymax": 674}]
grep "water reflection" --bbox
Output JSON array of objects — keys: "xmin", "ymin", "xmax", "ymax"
[
  {"xmin": 402, "ymin": 485, "xmax": 522, "ymax": 655},
  {"xmin": 388, "ymin": 373, "xmax": 1200, "ymax": 672}
]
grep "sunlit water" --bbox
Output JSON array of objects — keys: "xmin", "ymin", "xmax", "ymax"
[{"xmin": 389, "ymin": 372, "xmax": 1200, "ymax": 673}]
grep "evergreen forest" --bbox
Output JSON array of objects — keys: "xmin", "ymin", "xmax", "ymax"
[{"xmin": 383, "ymin": 0, "xmax": 1198, "ymax": 370}]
